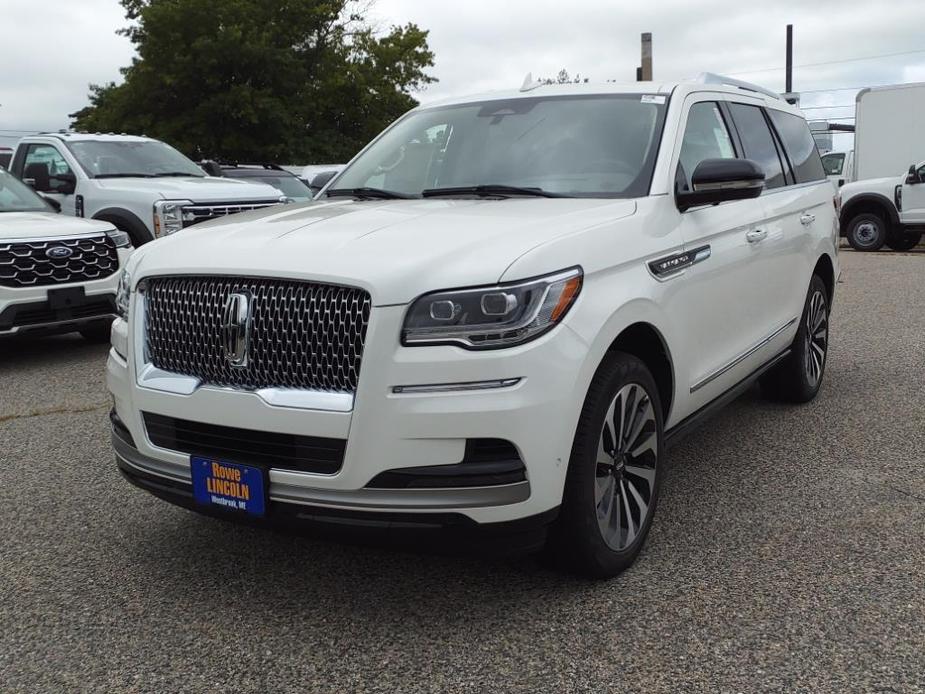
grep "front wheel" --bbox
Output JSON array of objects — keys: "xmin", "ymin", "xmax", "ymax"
[
  {"xmin": 761, "ymin": 275, "xmax": 829, "ymax": 403},
  {"xmin": 846, "ymin": 212, "xmax": 887, "ymax": 251},
  {"xmin": 547, "ymin": 352, "xmax": 664, "ymax": 578}
]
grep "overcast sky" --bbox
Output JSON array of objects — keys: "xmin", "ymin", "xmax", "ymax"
[{"xmin": 3, "ymin": 0, "xmax": 925, "ymax": 150}]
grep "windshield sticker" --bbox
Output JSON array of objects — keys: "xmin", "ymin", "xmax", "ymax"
[{"xmin": 641, "ymin": 95, "xmax": 666, "ymax": 104}]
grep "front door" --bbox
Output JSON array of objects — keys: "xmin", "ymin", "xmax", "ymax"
[
  {"xmin": 900, "ymin": 161, "xmax": 925, "ymax": 224},
  {"xmin": 667, "ymin": 97, "xmax": 774, "ymax": 413}
]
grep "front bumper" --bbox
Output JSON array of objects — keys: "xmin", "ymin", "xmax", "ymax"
[
  {"xmin": 0, "ymin": 248, "xmax": 130, "ymax": 336},
  {"xmin": 108, "ymin": 303, "xmax": 592, "ymax": 526}
]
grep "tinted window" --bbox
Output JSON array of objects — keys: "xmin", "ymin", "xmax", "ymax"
[
  {"xmin": 728, "ymin": 103, "xmax": 785, "ymax": 190},
  {"xmin": 768, "ymin": 109, "xmax": 826, "ymax": 183},
  {"xmin": 678, "ymin": 102, "xmax": 736, "ymax": 191}
]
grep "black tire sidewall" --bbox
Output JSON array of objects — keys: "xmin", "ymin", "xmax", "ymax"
[
  {"xmin": 554, "ymin": 352, "xmax": 665, "ymax": 577},
  {"xmin": 847, "ymin": 213, "xmax": 887, "ymax": 251},
  {"xmin": 791, "ymin": 275, "xmax": 829, "ymax": 401}
]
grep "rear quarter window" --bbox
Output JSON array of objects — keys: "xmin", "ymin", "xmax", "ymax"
[{"xmin": 767, "ymin": 109, "xmax": 826, "ymax": 183}]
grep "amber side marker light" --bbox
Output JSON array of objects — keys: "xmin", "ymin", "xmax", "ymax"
[{"xmin": 551, "ymin": 275, "xmax": 582, "ymax": 322}]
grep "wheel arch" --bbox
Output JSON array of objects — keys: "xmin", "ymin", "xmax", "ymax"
[
  {"xmin": 840, "ymin": 193, "xmax": 899, "ymax": 233},
  {"xmin": 812, "ymin": 253, "xmax": 836, "ymax": 304},
  {"xmin": 92, "ymin": 207, "xmax": 153, "ymax": 246},
  {"xmin": 601, "ymin": 322, "xmax": 675, "ymax": 423}
]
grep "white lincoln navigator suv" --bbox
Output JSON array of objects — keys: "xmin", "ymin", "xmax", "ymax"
[{"xmin": 108, "ymin": 75, "xmax": 838, "ymax": 577}]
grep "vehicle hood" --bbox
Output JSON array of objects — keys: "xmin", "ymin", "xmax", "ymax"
[
  {"xmin": 93, "ymin": 176, "xmax": 283, "ymax": 202},
  {"xmin": 0, "ymin": 211, "xmax": 115, "ymax": 239},
  {"xmin": 840, "ymin": 176, "xmax": 899, "ymax": 199},
  {"xmin": 133, "ymin": 197, "xmax": 637, "ymax": 304}
]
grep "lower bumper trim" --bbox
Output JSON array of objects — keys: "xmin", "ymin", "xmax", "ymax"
[{"xmin": 112, "ymin": 431, "xmax": 531, "ymax": 511}]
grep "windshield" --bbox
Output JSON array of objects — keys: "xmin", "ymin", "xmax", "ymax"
[
  {"xmin": 67, "ymin": 140, "xmax": 204, "ymax": 178},
  {"xmin": 821, "ymin": 152, "xmax": 845, "ymax": 176},
  {"xmin": 332, "ymin": 94, "xmax": 668, "ymax": 198},
  {"xmin": 0, "ymin": 168, "xmax": 50, "ymax": 212}
]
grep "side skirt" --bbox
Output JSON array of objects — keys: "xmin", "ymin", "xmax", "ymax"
[{"xmin": 664, "ymin": 348, "xmax": 790, "ymax": 449}]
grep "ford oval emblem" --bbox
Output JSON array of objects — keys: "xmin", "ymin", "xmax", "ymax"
[{"xmin": 46, "ymin": 246, "xmax": 74, "ymax": 260}]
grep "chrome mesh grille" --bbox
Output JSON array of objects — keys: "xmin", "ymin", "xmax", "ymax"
[
  {"xmin": 0, "ymin": 234, "xmax": 119, "ymax": 287},
  {"xmin": 144, "ymin": 276, "xmax": 371, "ymax": 393},
  {"xmin": 181, "ymin": 201, "xmax": 281, "ymax": 227}
]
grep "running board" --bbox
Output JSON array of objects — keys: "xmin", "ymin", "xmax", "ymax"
[{"xmin": 665, "ymin": 349, "xmax": 791, "ymax": 449}]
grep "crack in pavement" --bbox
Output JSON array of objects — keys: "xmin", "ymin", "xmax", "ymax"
[{"xmin": 0, "ymin": 403, "xmax": 108, "ymax": 424}]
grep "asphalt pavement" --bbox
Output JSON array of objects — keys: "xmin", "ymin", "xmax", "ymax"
[{"xmin": 1, "ymin": 250, "xmax": 923, "ymax": 693}]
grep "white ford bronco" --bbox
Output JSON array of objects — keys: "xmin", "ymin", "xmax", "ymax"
[
  {"xmin": 8, "ymin": 133, "xmax": 286, "ymax": 247},
  {"xmin": 108, "ymin": 75, "xmax": 838, "ymax": 577}
]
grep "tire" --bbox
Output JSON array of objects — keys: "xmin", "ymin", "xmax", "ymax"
[
  {"xmin": 79, "ymin": 319, "xmax": 113, "ymax": 344},
  {"xmin": 885, "ymin": 229, "xmax": 922, "ymax": 252},
  {"xmin": 760, "ymin": 275, "xmax": 829, "ymax": 403},
  {"xmin": 546, "ymin": 352, "xmax": 664, "ymax": 578},
  {"xmin": 846, "ymin": 212, "xmax": 887, "ymax": 251}
]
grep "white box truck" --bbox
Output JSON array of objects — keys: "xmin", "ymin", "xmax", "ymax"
[{"xmin": 838, "ymin": 82, "xmax": 925, "ymax": 251}]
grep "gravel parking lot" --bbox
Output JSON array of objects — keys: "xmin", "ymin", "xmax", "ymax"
[{"xmin": 1, "ymin": 250, "xmax": 923, "ymax": 693}]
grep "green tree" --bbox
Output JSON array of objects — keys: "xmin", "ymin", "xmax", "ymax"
[{"xmin": 71, "ymin": 0, "xmax": 435, "ymax": 163}]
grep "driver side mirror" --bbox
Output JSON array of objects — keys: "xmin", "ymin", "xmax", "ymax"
[
  {"xmin": 906, "ymin": 165, "xmax": 922, "ymax": 185},
  {"xmin": 309, "ymin": 170, "xmax": 338, "ymax": 195},
  {"xmin": 676, "ymin": 158, "xmax": 765, "ymax": 212},
  {"xmin": 51, "ymin": 171, "xmax": 76, "ymax": 195}
]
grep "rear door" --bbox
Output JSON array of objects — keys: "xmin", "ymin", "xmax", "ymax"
[{"xmin": 756, "ymin": 107, "xmax": 832, "ymax": 329}]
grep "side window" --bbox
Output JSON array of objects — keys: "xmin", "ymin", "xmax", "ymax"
[
  {"xmin": 821, "ymin": 152, "xmax": 845, "ymax": 176},
  {"xmin": 767, "ymin": 109, "xmax": 826, "ymax": 183},
  {"xmin": 728, "ymin": 103, "xmax": 785, "ymax": 190},
  {"xmin": 23, "ymin": 144, "xmax": 73, "ymax": 193},
  {"xmin": 677, "ymin": 102, "xmax": 736, "ymax": 191}
]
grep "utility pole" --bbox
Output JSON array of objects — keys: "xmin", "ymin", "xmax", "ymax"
[
  {"xmin": 783, "ymin": 24, "xmax": 800, "ymax": 105},
  {"xmin": 639, "ymin": 32, "xmax": 653, "ymax": 81}
]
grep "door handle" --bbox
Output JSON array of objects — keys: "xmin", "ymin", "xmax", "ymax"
[
  {"xmin": 800, "ymin": 213, "xmax": 816, "ymax": 226},
  {"xmin": 746, "ymin": 229, "xmax": 767, "ymax": 243}
]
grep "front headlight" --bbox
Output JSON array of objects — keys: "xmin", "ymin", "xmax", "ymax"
[
  {"xmin": 152, "ymin": 199, "xmax": 193, "ymax": 237},
  {"xmin": 402, "ymin": 267, "xmax": 582, "ymax": 349},
  {"xmin": 115, "ymin": 269, "xmax": 131, "ymax": 319}
]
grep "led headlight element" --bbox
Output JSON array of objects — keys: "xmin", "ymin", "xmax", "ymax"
[{"xmin": 402, "ymin": 267, "xmax": 582, "ymax": 349}]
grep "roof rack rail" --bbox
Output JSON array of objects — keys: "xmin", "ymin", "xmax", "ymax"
[{"xmin": 694, "ymin": 72, "xmax": 782, "ymax": 101}]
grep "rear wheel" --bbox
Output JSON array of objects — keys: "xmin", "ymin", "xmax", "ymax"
[
  {"xmin": 885, "ymin": 229, "xmax": 922, "ymax": 252},
  {"xmin": 761, "ymin": 275, "xmax": 829, "ymax": 403},
  {"xmin": 547, "ymin": 352, "xmax": 663, "ymax": 578},
  {"xmin": 846, "ymin": 212, "xmax": 887, "ymax": 251}
]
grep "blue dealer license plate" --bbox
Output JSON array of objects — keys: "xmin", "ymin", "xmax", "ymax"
[{"xmin": 191, "ymin": 456, "xmax": 266, "ymax": 517}]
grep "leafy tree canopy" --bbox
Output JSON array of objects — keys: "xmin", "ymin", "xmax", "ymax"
[{"xmin": 71, "ymin": 0, "xmax": 436, "ymax": 163}]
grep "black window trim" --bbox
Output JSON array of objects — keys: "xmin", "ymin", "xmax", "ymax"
[
  {"xmin": 724, "ymin": 101, "xmax": 792, "ymax": 193},
  {"xmin": 762, "ymin": 107, "xmax": 797, "ymax": 186}
]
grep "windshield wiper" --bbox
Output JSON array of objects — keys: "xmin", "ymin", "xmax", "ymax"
[
  {"xmin": 152, "ymin": 172, "xmax": 203, "ymax": 177},
  {"xmin": 326, "ymin": 187, "xmax": 415, "ymax": 200},
  {"xmin": 94, "ymin": 173, "xmax": 155, "ymax": 179},
  {"xmin": 421, "ymin": 185, "xmax": 568, "ymax": 198}
]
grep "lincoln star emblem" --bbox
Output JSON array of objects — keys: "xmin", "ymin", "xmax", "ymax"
[
  {"xmin": 46, "ymin": 246, "xmax": 73, "ymax": 260},
  {"xmin": 221, "ymin": 292, "xmax": 252, "ymax": 367}
]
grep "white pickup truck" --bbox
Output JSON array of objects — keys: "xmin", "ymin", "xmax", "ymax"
[
  {"xmin": 839, "ymin": 162, "xmax": 925, "ymax": 251},
  {"xmin": 8, "ymin": 133, "xmax": 287, "ymax": 246}
]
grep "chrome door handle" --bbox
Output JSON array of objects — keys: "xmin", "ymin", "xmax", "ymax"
[
  {"xmin": 746, "ymin": 229, "xmax": 767, "ymax": 243},
  {"xmin": 800, "ymin": 213, "xmax": 816, "ymax": 226}
]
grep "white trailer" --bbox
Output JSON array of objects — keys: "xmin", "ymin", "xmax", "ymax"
[{"xmin": 854, "ymin": 82, "xmax": 925, "ymax": 181}]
